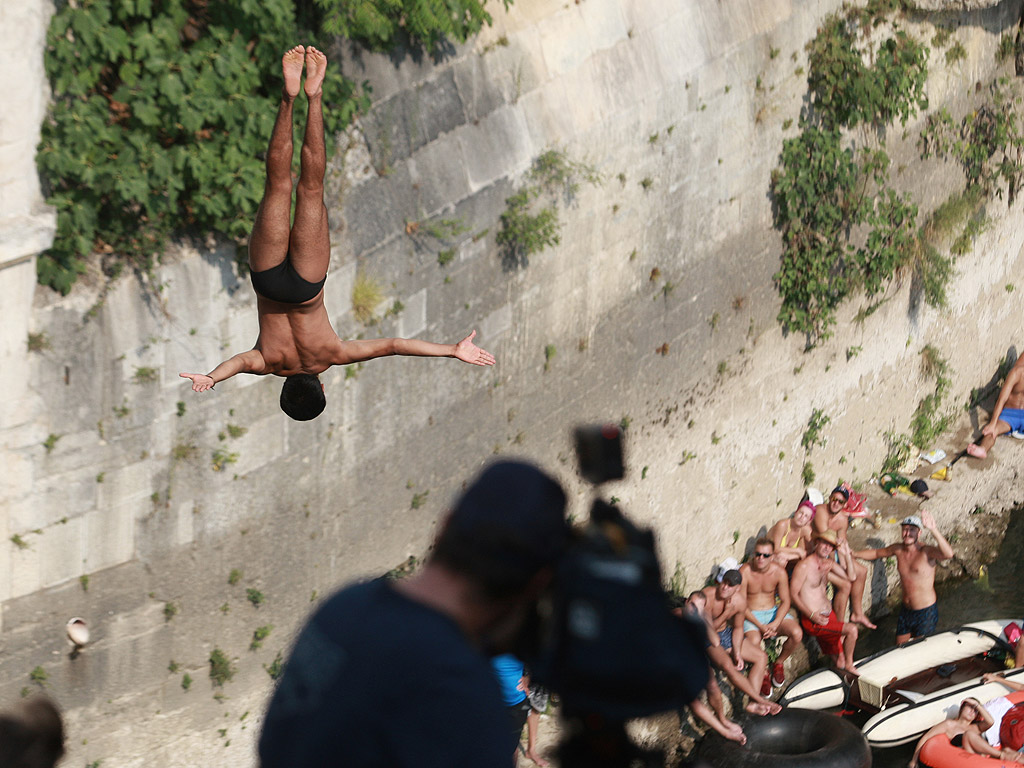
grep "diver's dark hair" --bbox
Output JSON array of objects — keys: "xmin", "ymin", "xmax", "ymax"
[{"xmin": 280, "ymin": 374, "xmax": 325, "ymax": 421}]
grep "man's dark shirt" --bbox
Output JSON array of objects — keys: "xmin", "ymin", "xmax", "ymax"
[{"xmin": 259, "ymin": 578, "xmax": 512, "ymax": 767}]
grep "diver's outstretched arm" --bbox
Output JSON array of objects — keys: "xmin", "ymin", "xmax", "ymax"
[
  {"xmin": 332, "ymin": 330, "xmax": 495, "ymax": 367},
  {"xmin": 179, "ymin": 350, "xmax": 267, "ymax": 391}
]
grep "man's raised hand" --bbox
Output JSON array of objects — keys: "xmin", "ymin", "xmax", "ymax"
[
  {"xmin": 454, "ymin": 330, "xmax": 495, "ymax": 367},
  {"xmin": 179, "ymin": 372, "xmax": 215, "ymax": 392}
]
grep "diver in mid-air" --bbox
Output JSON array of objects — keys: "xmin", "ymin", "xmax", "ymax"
[{"xmin": 180, "ymin": 46, "xmax": 494, "ymax": 421}]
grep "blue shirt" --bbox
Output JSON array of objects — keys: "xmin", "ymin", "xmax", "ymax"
[{"xmin": 490, "ymin": 654, "xmax": 526, "ymax": 706}]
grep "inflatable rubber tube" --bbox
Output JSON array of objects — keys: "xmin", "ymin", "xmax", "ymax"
[{"xmin": 698, "ymin": 708, "xmax": 870, "ymax": 768}]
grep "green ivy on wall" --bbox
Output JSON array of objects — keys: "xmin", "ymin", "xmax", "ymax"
[
  {"xmin": 771, "ymin": 6, "xmax": 928, "ymax": 347},
  {"xmin": 316, "ymin": 0, "xmax": 508, "ymax": 54},
  {"xmin": 37, "ymin": 0, "xmax": 370, "ymax": 294}
]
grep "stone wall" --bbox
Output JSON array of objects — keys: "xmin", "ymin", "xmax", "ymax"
[{"xmin": 3, "ymin": 0, "xmax": 1024, "ymax": 765}]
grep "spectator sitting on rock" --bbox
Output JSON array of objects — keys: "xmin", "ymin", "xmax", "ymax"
[
  {"xmin": 967, "ymin": 354, "xmax": 1024, "ymax": 460},
  {"xmin": 769, "ymin": 500, "xmax": 815, "ymax": 567},
  {"xmin": 813, "ymin": 485, "xmax": 877, "ymax": 629},
  {"xmin": 740, "ymin": 538, "xmax": 804, "ymax": 691}
]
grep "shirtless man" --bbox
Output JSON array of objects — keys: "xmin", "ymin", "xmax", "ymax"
[
  {"xmin": 853, "ymin": 511, "xmax": 954, "ymax": 645},
  {"xmin": 768, "ymin": 500, "xmax": 814, "ymax": 567},
  {"xmin": 967, "ymin": 354, "xmax": 1024, "ymax": 459},
  {"xmin": 676, "ymin": 593, "xmax": 746, "ymax": 744},
  {"xmin": 814, "ymin": 485, "xmax": 877, "ymax": 629},
  {"xmin": 740, "ymin": 538, "xmax": 804, "ymax": 689},
  {"xmin": 179, "ymin": 47, "xmax": 494, "ymax": 421},
  {"xmin": 790, "ymin": 530, "xmax": 859, "ymax": 674},
  {"xmin": 700, "ymin": 570, "xmax": 776, "ymax": 713}
]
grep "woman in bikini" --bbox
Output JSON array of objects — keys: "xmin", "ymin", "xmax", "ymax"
[
  {"xmin": 769, "ymin": 500, "xmax": 815, "ymax": 567},
  {"xmin": 909, "ymin": 697, "xmax": 1022, "ymax": 768}
]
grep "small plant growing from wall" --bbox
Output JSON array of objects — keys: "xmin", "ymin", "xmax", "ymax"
[
  {"xmin": 211, "ymin": 448, "xmax": 239, "ymax": 472},
  {"xmin": 543, "ymin": 344, "xmax": 556, "ymax": 371},
  {"xmin": 351, "ymin": 271, "xmax": 384, "ymax": 325},
  {"xmin": 801, "ymin": 462, "xmax": 815, "ymax": 486},
  {"xmin": 163, "ymin": 602, "xmax": 178, "ymax": 622},
  {"xmin": 250, "ymin": 625, "xmax": 273, "ymax": 651},
  {"xmin": 228, "ymin": 569, "xmax": 243, "ymax": 586},
  {"xmin": 801, "ymin": 409, "xmax": 830, "ymax": 452},
  {"xmin": 29, "ymin": 666, "xmax": 48, "ymax": 688},
  {"xmin": 133, "ymin": 366, "xmax": 158, "ymax": 384},
  {"xmin": 26, "ymin": 332, "xmax": 50, "ymax": 352},
  {"xmin": 246, "ymin": 588, "xmax": 265, "ymax": 608},
  {"xmin": 208, "ymin": 648, "xmax": 234, "ymax": 687},
  {"xmin": 265, "ymin": 652, "xmax": 285, "ymax": 681},
  {"xmin": 881, "ymin": 430, "xmax": 912, "ymax": 474},
  {"xmin": 497, "ymin": 149, "xmax": 600, "ymax": 270}
]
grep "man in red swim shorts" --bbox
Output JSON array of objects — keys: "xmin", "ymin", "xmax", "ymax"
[
  {"xmin": 790, "ymin": 530, "xmax": 860, "ymax": 674},
  {"xmin": 180, "ymin": 46, "xmax": 494, "ymax": 421}
]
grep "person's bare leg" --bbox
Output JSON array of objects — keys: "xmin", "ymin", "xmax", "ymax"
[
  {"xmin": 830, "ymin": 574, "xmax": 851, "ymax": 621},
  {"xmin": 849, "ymin": 562, "xmax": 877, "ymax": 629},
  {"xmin": 690, "ymin": 698, "xmax": 746, "ymax": 744},
  {"xmin": 776, "ymin": 616, "xmax": 803, "ymax": 664},
  {"xmin": 288, "ymin": 46, "xmax": 330, "ymax": 284},
  {"xmin": 842, "ymin": 624, "xmax": 859, "ymax": 675},
  {"xmin": 707, "ymin": 646, "xmax": 780, "ymax": 714},
  {"xmin": 742, "ymin": 641, "xmax": 768, "ymax": 697},
  {"xmin": 1016, "ymin": 637, "xmax": 1024, "ymax": 669},
  {"xmin": 968, "ymin": 419, "xmax": 1011, "ymax": 459},
  {"xmin": 250, "ymin": 46, "xmax": 303, "ymax": 273},
  {"xmin": 524, "ymin": 710, "xmax": 549, "ymax": 767},
  {"xmin": 705, "ymin": 677, "xmax": 744, "ymax": 741}
]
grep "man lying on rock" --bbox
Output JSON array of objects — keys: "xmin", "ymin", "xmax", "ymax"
[{"xmin": 180, "ymin": 46, "xmax": 494, "ymax": 421}]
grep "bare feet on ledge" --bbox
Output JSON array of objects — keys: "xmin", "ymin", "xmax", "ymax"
[
  {"xmin": 282, "ymin": 45, "xmax": 304, "ymax": 98},
  {"xmin": 966, "ymin": 443, "xmax": 988, "ymax": 459}
]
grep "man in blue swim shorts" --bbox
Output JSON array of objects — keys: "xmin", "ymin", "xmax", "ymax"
[
  {"xmin": 180, "ymin": 46, "xmax": 494, "ymax": 421},
  {"xmin": 740, "ymin": 538, "xmax": 804, "ymax": 691},
  {"xmin": 967, "ymin": 353, "xmax": 1024, "ymax": 459},
  {"xmin": 853, "ymin": 511, "xmax": 954, "ymax": 645}
]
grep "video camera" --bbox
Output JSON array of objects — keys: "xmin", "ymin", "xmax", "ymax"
[{"xmin": 526, "ymin": 425, "xmax": 710, "ymax": 767}]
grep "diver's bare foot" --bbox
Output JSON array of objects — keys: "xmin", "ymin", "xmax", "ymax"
[
  {"xmin": 304, "ymin": 46, "xmax": 327, "ymax": 97},
  {"xmin": 282, "ymin": 46, "xmax": 304, "ymax": 98},
  {"xmin": 852, "ymin": 613, "xmax": 877, "ymax": 630},
  {"xmin": 525, "ymin": 750, "xmax": 549, "ymax": 767},
  {"xmin": 967, "ymin": 443, "xmax": 987, "ymax": 459},
  {"xmin": 745, "ymin": 701, "xmax": 771, "ymax": 716}
]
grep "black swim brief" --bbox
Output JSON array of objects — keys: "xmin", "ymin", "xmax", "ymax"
[{"xmin": 251, "ymin": 258, "xmax": 326, "ymax": 304}]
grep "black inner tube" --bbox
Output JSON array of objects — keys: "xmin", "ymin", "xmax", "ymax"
[{"xmin": 697, "ymin": 709, "xmax": 870, "ymax": 768}]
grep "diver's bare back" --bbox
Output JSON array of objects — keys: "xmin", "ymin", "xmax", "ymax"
[{"xmin": 254, "ymin": 291, "xmax": 341, "ymax": 377}]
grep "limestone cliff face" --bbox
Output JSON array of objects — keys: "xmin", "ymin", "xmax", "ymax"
[{"xmin": 3, "ymin": 0, "xmax": 1024, "ymax": 764}]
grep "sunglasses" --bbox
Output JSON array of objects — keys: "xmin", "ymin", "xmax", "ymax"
[{"xmin": 753, "ymin": 552, "xmax": 772, "ymax": 559}]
